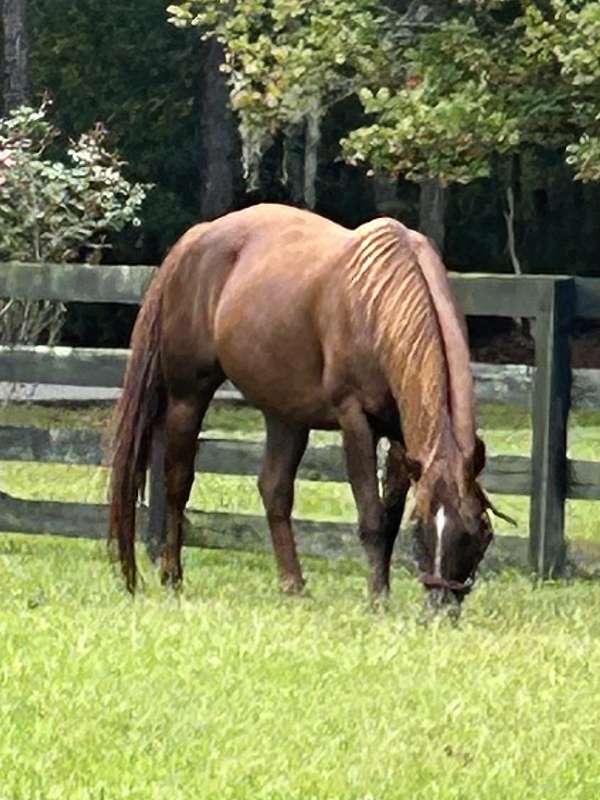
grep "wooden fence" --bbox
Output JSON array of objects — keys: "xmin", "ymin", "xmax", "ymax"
[{"xmin": 1, "ymin": 263, "xmax": 600, "ymax": 577}]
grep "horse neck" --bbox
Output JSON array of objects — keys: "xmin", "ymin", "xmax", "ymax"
[
  {"xmin": 390, "ymin": 344, "xmax": 460, "ymax": 473},
  {"xmin": 346, "ymin": 218, "xmax": 468, "ymax": 477},
  {"xmin": 410, "ymin": 230, "xmax": 475, "ymax": 460}
]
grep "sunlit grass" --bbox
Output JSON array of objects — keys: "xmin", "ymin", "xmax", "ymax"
[
  {"xmin": 2, "ymin": 535, "xmax": 600, "ymax": 800},
  {"xmin": 2, "ymin": 400, "xmax": 600, "ymax": 797}
]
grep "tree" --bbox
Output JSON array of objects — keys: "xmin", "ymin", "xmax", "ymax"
[
  {"xmin": 167, "ymin": 0, "xmax": 394, "ymax": 208},
  {"xmin": 527, "ymin": 1, "xmax": 600, "ymax": 182},
  {"xmin": 197, "ymin": 37, "xmax": 241, "ymax": 220},
  {"xmin": 2, "ymin": 0, "xmax": 29, "ymax": 111},
  {"xmin": 343, "ymin": 1, "xmax": 600, "ymax": 268},
  {"xmin": 168, "ymin": 0, "xmax": 600, "ymax": 271},
  {"xmin": 413, "ymin": 1, "xmax": 451, "ymax": 252},
  {"xmin": 28, "ymin": 0, "xmax": 205, "ymax": 260}
]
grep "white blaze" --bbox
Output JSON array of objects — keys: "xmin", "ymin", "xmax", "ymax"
[{"xmin": 434, "ymin": 506, "xmax": 446, "ymax": 578}]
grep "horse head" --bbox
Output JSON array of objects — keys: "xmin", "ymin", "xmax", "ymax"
[{"xmin": 409, "ymin": 437, "xmax": 500, "ymax": 608}]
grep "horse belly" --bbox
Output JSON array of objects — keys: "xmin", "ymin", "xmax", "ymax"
[{"xmin": 214, "ymin": 297, "xmax": 336, "ymax": 426}]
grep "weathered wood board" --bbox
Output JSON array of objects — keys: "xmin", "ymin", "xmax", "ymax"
[
  {"xmin": 2, "ymin": 489, "xmax": 598, "ymax": 577},
  {"xmin": 5, "ymin": 263, "xmax": 600, "ymax": 319},
  {"xmin": 0, "ymin": 263, "xmax": 155, "ymax": 304},
  {"xmin": 529, "ymin": 279, "xmax": 573, "ymax": 576},
  {"xmin": 1, "ymin": 425, "xmax": 599, "ymax": 501},
  {"xmin": 2, "ymin": 348, "xmax": 600, "ymax": 409}
]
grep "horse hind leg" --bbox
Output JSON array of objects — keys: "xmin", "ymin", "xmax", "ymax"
[
  {"xmin": 161, "ymin": 378, "xmax": 222, "ymax": 588},
  {"xmin": 258, "ymin": 415, "xmax": 309, "ymax": 594}
]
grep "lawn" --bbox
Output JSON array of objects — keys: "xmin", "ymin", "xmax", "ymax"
[
  {"xmin": 2, "ymin": 534, "xmax": 600, "ymax": 799},
  {"xmin": 2, "ymin": 402, "xmax": 600, "ymax": 798}
]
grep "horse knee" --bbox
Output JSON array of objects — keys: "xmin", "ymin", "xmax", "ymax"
[
  {"xmin": 358, "ymin": 504, "xmax": 385, "ymax": 546},
  {"xmin": 258, "ymin": 474, "xmax": 293, "ymax": 520}
]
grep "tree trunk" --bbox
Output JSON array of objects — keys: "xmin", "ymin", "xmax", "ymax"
[
  {"xmin": 418, "ymin": 178, "xmax": 447, "ymax": 252},
  {"xmin": 504, "ymin": 185, "xmax": 522, "ymax": 276},
  {"xmin": 283, "ymin": 123, "xmax": 305, "ymax": 206},
  {"xmin": 373, "ymin": 175, "xmax": 400, "ymax": 217},
  {"xmin": 303, "ymin": 109, "xmax": 321, "ymax": 210},
  {"xmin": 282, "ymin": 110, "xmax": 321, "ymax": 210},
  {"xmin": 2, "ymin": 0, "xmax": 30, "ymax": 112},
  {"xmin": 197, "ymin": 38, "xmax": 240, "ymax": 220},
  {"xmin": 503, "ymin": 152, "xmax": 523, "ymax": 276},
  {"xmin": 502, "ymin": 153, "xmax": 527, "ymax": 332}
]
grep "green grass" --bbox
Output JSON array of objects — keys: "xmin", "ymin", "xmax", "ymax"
[
  {"xmin": 2, "ymin": 403, "xmax": 600, "ymax": 797},
  {"xmin": 2, "ymin": 534, "xmax": 600, "ymax": 799}
]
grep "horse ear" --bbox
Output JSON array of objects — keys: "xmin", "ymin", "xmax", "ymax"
[{"xmin": 471, "ymin": 436, "xmax": 486, "ymax": 478}]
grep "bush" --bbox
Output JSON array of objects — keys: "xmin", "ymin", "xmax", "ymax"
[{"xmin": 0, "ymin": 101, "xmax": 150, "ymax": 348}]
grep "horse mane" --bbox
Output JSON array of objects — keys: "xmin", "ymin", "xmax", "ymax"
[
  {"xmin": 407, "ymin": 230, "xmax": 475, "ymax": 459},
  {"xmin": 346, "ymin": 217, "xmax": 475, "ymax": 468}
]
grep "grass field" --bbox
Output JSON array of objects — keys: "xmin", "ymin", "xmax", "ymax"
[
  {"xmin": 2, "ymin": 402, "xmax": 600, "ymax": 797},
  {"xmin": 2, "ymin": 534, "xmax": 600, "ymax": 799}
]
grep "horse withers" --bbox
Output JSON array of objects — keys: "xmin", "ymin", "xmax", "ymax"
[{"xmin": 109, "ymin": 203, "xmax": 500, "ymax": 608}]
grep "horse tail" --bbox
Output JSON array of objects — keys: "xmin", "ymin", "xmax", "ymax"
[{"xmin": 108, "ymin": 266, "xmax": 167, "ymax": 593}]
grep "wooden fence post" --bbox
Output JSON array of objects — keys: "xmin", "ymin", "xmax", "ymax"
[
  {"xmin": 529, "ymin": 277, "xmax": 574, "ymax": 577},
  {"xmin": 145, "ymin": 424, "xmax": 167, "ymax": 563}
]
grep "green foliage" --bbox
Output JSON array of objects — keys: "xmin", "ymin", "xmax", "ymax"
[
  {"xmin": 167, "ymin": 0, "xmax": 600, "ymax": 188},
  {"xmin": 344, "ymin": 1, "xmax": 600, "ymax": 185},
  {"xmin": 0, "ymin": 102, "xmax": 149, "ymax": 263},
  {"xmin": 29, "ymin": 0, "xmax": 203, "ymax": 258},
  {"xmin": 0, "ymin": 101, "xmax": 149, "ymax": 348},
  {"xmin": 524, "ymin": 0, "xmax": 600, "ymax": 181},
  {"xmin": 167, "ymin": 0, "xmax": 391, "ymax": 184},
  {"xmin": 567, "ymin": 136, "xmax": 600, "ymax": 182}
]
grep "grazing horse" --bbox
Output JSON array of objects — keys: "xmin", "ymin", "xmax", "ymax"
[{"xmin": 109, "ymin": 203, "xmax": 498, "ymax": 606}]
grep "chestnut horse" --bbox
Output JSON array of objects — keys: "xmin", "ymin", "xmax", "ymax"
[{"xmin": 109, "ymin": 203, "xmax": 497, "ymax": 605}]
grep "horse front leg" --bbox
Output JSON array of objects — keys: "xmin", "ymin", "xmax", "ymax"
[
  {"xmin": 377, "ymin": 441, "xmax": 411, "ymax": 596},
  {"xmin": 337, "ymin": 400, "xmax": 388, "ymax": 601}
]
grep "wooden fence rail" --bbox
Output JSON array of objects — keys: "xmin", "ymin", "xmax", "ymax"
[
  {"xmin": 3, "ymin": 347, "xmax": 600, "ymax": 409},
  {"xmin": 2, "ymin": 425, "xmax": 600, "ymax": 500},
  {"xmin": 2, "ymin": 263, "xmax": 600, "ymax": 577}
]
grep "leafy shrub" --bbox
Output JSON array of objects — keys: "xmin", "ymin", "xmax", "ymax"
[{"xmin": 0, "ymin": 101, "xmax": 150, "ymax": 348}]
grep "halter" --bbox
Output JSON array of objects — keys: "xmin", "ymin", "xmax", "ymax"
[{"xmin": 419, "ymin": 573, "xmax": 475, "ymax": 596}]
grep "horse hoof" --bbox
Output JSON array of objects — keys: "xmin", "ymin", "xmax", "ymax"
[
  {"xmin": 280, "ymin": 577, "xmax": 308, "ymax": 596},
  {"xmin": 160, "ymin": 570, "xmax": 182, "ymax": 590},
  {"xmin": 370, "ymin": 592, "xmax": 390, "ymax": 613}
]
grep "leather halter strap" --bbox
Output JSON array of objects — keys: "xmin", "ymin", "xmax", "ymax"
[{"xmin": 419, "ymin": 573, "xmax": 474, "ymax": 595}]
